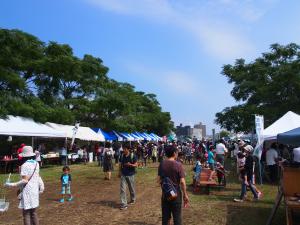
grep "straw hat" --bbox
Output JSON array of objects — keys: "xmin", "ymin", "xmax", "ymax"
[{"xmin": 19, "ymin": 146, "xmax": 35, "ymax": 158}]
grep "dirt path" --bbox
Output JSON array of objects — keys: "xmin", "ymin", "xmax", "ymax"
[
  {"xmin": 0, "ymin": 167, "xmax": 164, "ymax": 225},
  {"xmin": 0, "ymin": 163, "xmax": 284, "ymax": 225}
]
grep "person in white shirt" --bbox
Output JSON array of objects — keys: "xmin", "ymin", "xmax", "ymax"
[
  {"xmin": 215, "ymin": 140, "xmax": 228, "ymax": 166},
  {"xmin": 293, "ymin": 147, "xmax": 300, "ymax": 163},
  {"xmin": 266, "ymin": 143, "xmax": 278, "ymax": 183}
]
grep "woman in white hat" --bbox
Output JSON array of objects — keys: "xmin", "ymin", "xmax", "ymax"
[{"xmin": 5, "ymin": 145, "xmax": 44, "ymax": 225}]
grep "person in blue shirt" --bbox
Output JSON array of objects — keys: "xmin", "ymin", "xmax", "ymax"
[
  {"xmin": 207, "ymin": 146, "xmax": 215, "ymax": 171},
  {"xmin": 60, "ymin": 166, "xmax": 73, "ymax": 203},
  {"xmin": 207, "ymin": 146, "xmax": 217, "ymax": 181}
]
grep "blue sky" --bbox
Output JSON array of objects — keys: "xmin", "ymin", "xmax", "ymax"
[{"xmin": 1, "ymin": 0, "xmax": 300, "ymax": 134}]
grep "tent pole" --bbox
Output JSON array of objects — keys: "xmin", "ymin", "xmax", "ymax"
[
  {"xmin": 65, "ymin": 137, "xmax": 68, "ymax": 166},
  {"xmin": 259, "ymin": 158, "xmax": 263, "ymax": 185}
]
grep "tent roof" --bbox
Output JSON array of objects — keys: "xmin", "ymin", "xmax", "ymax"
[
  {"xmin": 93, "ymin": 128, "xmax": 117, "ymax": 141},
  {"xmin": 0, "ymin": 116, "xmax": 66, "ymax": 137},
  {"xmin": 119, "ymin": 132, "xmax": 135, "ymax": 141},
  {"xmin": 277, "ymin": 127, "xmax": 300, "ymax": 146},
  {"xmin": 130, "ymin": 133, "xmax": 143, "ymax": 141},
  {"xmin": 112, "ymin": 131, "xmax": 124, "ymax": 141},
  {"xmin": 47, "ymin": 122, "xmax": 104, "ymax": 141},
  {"xmin": 264, "ymin": 111, "xmax": 300, "ymax": 140}
]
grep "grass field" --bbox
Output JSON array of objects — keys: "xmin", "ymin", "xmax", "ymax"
[{"xmin": 0, "ymin": 160, "xmax": 287, "ymax": 225}]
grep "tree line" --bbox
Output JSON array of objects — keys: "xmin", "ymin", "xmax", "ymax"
[
  {"xmin": 215, "ymin": 43, "xmax": 300, "ymax": 132},
  {"xmin": 0, "ymin": 29, "xmax": 173, "ymax": 135}
]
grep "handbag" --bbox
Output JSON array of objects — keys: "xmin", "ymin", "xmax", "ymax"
[
  {"xmin": 17, "ymin": 162, "xmax": 38, "ymax": 200},
  {"xmin": 160, "ymin": 161, "xmax": 178, "ymax": 201}
]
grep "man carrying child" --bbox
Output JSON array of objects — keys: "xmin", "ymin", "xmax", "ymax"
[{"xmin": 234, "ymin": 148, "xmax": 262, "ymax": 202}]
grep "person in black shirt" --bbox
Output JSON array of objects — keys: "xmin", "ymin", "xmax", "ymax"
[{"xmin": 119, "ymin": 143, "xmax": 138, "ymax": 210}]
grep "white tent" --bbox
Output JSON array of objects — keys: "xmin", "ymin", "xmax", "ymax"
[
  {"xmin": 263, "ymin": 111, "xmax": 300, "ymax": 140},
  {"xmin": 46, "ymin": 122, "xmax": 105, "ymax": 141},
  {"xmin": 0, "ymin": 116, "xmax": 66, "ymax": 137}
]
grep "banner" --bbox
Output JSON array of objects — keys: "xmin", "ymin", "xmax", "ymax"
[
  {"xmin": 71, "ymin": 122, "xmax": 80, "ymax": 148},
  {"xmin": 253, "ymin": 115, "xmax": 264, "ymax": 159}
]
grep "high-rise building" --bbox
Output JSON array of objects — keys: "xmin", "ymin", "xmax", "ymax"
[
  {"xmin": 194, "ymin": 122, "xmax": 206, "ymax": 138},
  {"xmin": 175, "ymin": 122, "xmax": 207, "ymax": 140}
]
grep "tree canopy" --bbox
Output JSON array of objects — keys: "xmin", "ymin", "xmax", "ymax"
[
  {"xmin": 0, "ymin": 29, "xmax": 173, "ymax": 135},
  {"xmin": 215, "ymin": 43, "xmax": 300, "ymax": 132}
]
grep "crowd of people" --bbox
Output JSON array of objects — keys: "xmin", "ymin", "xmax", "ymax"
[{"xmin": 4, "ymin": 137, "xmax": 300, "ymax": 225}]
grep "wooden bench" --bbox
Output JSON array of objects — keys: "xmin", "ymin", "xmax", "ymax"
[
  {"xmin": 193, "ymin": 168, "xmax": 217, "ymax": 194},
  {"xmin": 282, "ymin": 167, "xmax": 300, "ymax": 225}
]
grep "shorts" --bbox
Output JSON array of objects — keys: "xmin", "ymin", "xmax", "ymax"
[
  {"xmin": 194, "ymin": 172, "xmax": 201, "ymax": 182},
  {"xmin": 61, "ymin": 184, "xmax": 71, "ymax": 195},
  {"xmin": 209, "ymin": 163, "xmax": 215, "ymax": 170}
]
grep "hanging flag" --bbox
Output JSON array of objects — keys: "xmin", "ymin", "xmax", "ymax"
[
  {"xmin": 253, "ymin": 115, "xmax": 264, "ymax": 159},
  {"xmin": 71, "ymin": 122, "xmax": 80, "ymax": 148}
]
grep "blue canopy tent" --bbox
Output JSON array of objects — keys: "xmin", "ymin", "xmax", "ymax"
[
  {"xmin": 130, "ymin": 133, "xmax": 143, "ymax": 141},
  {"xmin": 277, "ymin": 127, "xmax": 300, "ymax": 146},
  {"xmin": 93, "ymin": 128, "xmax": 118, "ymax": 141},
  {"xmin": 119, "ymin": 132, "xmax": 135, "ymax": 141},
  {"xmin": 142, "ymin": 132, "xmax": 155, "ymax": 141},
  {"xmin": 113, "ymin": 131, "xmax": 124, "ymax": 142},
  {"xmin": 132, "ymin": 132, "xmax": 147, "ymax": 141},
  {"xmin": 149, "ymin": 133, "xmax": 162, "ymax": 141}
]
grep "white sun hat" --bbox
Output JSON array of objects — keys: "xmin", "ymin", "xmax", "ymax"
[{"xmin": 19, "ymin": 146, "xmax": 35, "ymax": 158}]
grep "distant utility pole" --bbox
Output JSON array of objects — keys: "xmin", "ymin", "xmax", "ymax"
[{"xmin": 212, "ymin": 129, "xmax": 215, "ymax": 145}]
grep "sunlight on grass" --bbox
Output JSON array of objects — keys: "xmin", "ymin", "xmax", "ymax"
[{"xmin": 0, "ymin": 160, "xmax": 287, "ymax": 225}]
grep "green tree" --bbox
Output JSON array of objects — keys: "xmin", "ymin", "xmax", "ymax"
[
  {"xmin": 219, "ymin": 130, "xmax": 230, "ymax": 138},
  {"xmin": 0, "ymin": 28, "xmax": 173, "ymax": 135},
  {"xmin": 215, "ymin": 43, "xmax": 300, "ymax": 132}
]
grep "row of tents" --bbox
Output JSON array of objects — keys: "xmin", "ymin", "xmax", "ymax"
[{"xmin": 0, "ymin": 115, "xmax": 163, "ymax": 142}]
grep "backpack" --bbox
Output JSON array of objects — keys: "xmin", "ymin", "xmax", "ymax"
[{"xmin": 105, "ymin": 149, "xmax": 112, "ymax": 160}]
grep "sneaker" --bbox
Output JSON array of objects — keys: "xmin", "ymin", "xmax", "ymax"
[
  {"xmin": 59, "ymin": 198, "xmax": 65, "ymax": 203},
  {"xmin": 128, "ymin": 200, "xmax": 136, "ymax": 205},
  {"xmin": 120, "ymin": 206, "xmax": 128, "ymax": 210},
  {"xmin": 233, "ymin": 198, "xmax": 244, "ymax": 202},
  {"xmin": 67, "ymin": 197, "xmax": 73, "ymax": 201},
  {"xmin": 257, "ymin": 192, "xmax": 263, "ymax": 199}
]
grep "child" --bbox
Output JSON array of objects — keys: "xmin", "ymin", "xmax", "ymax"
[
  {"xmin": 193, "ymin": 155, "xmax": 202, "ymax": 186},
  {"xmin": 237, "ymin": 151, "xmax": 246, "ymax": 179},
  {"xmin": 215, "ymin": 162, "xmax": 226, "ymax": 186},
  {"xmin": 35, "ymin": 149, "xmax": 42, "ymax": 167},
  {"xmin": 82, "ymin": 146, "xmax": 88, "ymax": 165},
  {"xmin": 207, "ymin": 146, "xmax": 216, "ymax": 181},
  {"xmin": 60, "ymin": 166, "xmax": 73, "ymax": 203},
  {"xmin": 237, "ymin": 151, "xmax": 246, "ymax": 167}
]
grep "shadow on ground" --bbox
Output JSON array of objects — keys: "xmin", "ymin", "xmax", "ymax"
[
  {"xmin": 226, "ymin": 204, "xmax": 286, "ymax": 225},
  {"xmin": 87, "ymin": 200, "xmax": 119, "ymax": 209}
]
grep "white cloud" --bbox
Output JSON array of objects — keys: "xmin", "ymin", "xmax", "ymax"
[
  {"xmin": 85, "ymin": 0, "xmax": 271, "ymax": 60},
  {"xmin": 124, "ymin": 62, "xmax": 201, "ymax": 96},
  {"xmin": 87, "ymin": 0, "xmax": 175, "ymax": 22},
  {"xmin": 214, "ymin": 0, "xmax": 278, "ymax": 22}
]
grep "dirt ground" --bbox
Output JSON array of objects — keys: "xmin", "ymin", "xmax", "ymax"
[
  {"xmin": 0, "ymin": 164, "xmax": 178, "ymax": 225},
  {"xmin": 0, "ymin": 163, "xmax": 286, "ymax": 225}
]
